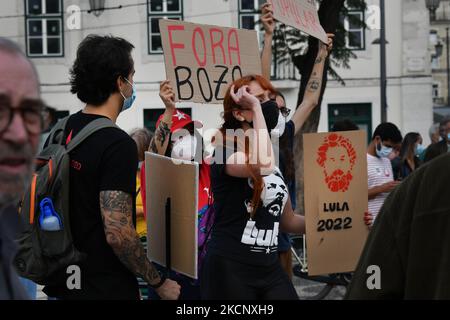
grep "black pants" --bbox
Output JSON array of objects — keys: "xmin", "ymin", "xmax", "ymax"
[{"xmin": 200, "ymin": 252, "xmax": 298, "ymax": 300}]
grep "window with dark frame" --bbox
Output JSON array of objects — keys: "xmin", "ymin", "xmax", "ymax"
[
  {"xmin": 340, "ymin": 10, "xmax": 366, "ymax": 51},
  {"xmin": 238, "ymin": 0, "xmax": 266, "ymax": 48},
  {"xmin": 148, "ymin": 0, "xmax": 183, "ymax": 54},
  {"xmin": 25, "ymin": 0, "xmax": 64, "ymax": 57}
]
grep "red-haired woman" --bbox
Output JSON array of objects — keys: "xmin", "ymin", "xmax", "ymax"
[{"xmin": 201, "ymin": 75, "xmax": 306, "ymax": 300}]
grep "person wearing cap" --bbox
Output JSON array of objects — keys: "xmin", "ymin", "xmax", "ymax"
[{"xmin": 141, "ymin": 80, "xmax": 211, "ymax": 300}]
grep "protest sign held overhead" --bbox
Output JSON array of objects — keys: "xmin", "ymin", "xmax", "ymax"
[
  {"xmin": 269, "ymin": 0, "xmax": 328, "ymax": 43},
  {"xmin": 159, "ymin": 19, "xmax": 262, "ymax": 104}
]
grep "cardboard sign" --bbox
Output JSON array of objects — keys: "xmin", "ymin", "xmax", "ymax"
[
  {"xmin": 145, "ymin": 152, "xmax": 199, "ymax": 279},
  {"xmin": 159, "ymin": 19, "xmax": 262, "ymax": 104},
  {"xmin": 269, "ymin": 0, "xmax": 328, "ymax": 43},
  {"xmin": 303, "ymin": 131, "xmax": 369, "ymax": 276}
]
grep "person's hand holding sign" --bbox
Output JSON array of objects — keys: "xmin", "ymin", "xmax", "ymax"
[
  {"xmin": 261, "ymin": 2, "xmax": 275, "ymax": 80},
  {"xmin": 155, "ymin": 278, "xmax": 181, "ymax": 300},
  {"xmin": 364, "ymin": 211, "xmax": 373, "ymax": 229},
  {"xmin": 318, "ymin": 33, "xmax": 335, "ymax": 59},
  {"xmin": 150, "ymin": 80, "xmax": 176, "ymax": 156},
  {"xmin": 261, "ymin": 3, "xmax": 275, "ymax": 36},
  {"xmin": 159, "ymin": 80, "xmax": 176, "ymax": 111}
]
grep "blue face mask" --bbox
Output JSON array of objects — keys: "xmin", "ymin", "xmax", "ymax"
[
  {"xmin": 376, "ymin": 142, "xmax": 393, "ymax": 158},
  {"xmin": 120, "ymin": 77, "xmax": 136, "ymax": 112},
  {"xmin": 447, "ymin": 133, "xmax": 450, "ymax": 141},
  {"xmin": 415, "ymin": 144, "xmax": 426, "ymax": 156}
]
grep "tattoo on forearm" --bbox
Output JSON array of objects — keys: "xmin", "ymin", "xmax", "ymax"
[
  {"xmin": 158, "ymin": 121, "xmax": 170, "ymax": 145},
  {"xmin": 315, "ymin": 56, "xmax": 323, "ymax": 64},
  {"xmin": 100, "ymin": 191, "xmax": 161, "ymax": 286},
  {"xmin": 307, "ymin": 77, "xmax": 321, "ymax": 92},
  {"xmin": 150, "ymin": 121, "xmax": 170, "ymax": 153}
]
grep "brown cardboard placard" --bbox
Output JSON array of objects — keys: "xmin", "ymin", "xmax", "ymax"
[
  {"xmin": 303, "ymin": 131, "xmax": 369, "ymax": 276},
  {"xmin": 145, "ymin": 152, "xmax": 199, "ymax": 279},
  {"xmin": 268, "ymin": 0, "xmax": 328, "ymax": 43},
  {"xmin": 159, "ymin": 19, "xmax": 262, "ymax": 104}
]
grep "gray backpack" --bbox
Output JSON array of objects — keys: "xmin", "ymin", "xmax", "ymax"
[{"xmin": 15, "ymin": 116, "xmax": 117, "ymax": 285}]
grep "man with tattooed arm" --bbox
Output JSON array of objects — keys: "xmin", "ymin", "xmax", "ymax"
[{"xmin": 43, "ymin": 35, "xmax": 180, "ymax": 300}]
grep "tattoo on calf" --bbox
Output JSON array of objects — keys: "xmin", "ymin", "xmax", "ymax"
[{"xmin": 100, "ymin": 191, "xmax": 161, "ymax": 286}]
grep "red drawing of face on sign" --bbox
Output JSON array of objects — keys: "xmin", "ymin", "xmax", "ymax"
[{"xmin": 316, "ymin": 133, "xmax": 357, "ymax": 192}]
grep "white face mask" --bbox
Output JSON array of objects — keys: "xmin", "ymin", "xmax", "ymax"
[
  {"xmin": 171, "ymin": 134, "xmax": 197, "ymax": 161},
  {"xmin": 271, "ymin": 113, "xmax": 286, "ymax": 138},
  {"xmin": 376, "ymin": 143, "xmax": 393, "ymax": 158}
]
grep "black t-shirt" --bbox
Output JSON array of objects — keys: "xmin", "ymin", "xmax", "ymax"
[
  {"xmin": 44, "ymin": 111, "xmax": 139, "ymax": 300},
  {"xmin": 208, "ymin": 145, "xmax": 289, "ymax": 267}
]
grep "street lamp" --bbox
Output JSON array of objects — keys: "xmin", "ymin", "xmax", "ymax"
[
  {"xmin": 371, "ymin": 0, "xmax": 388, "ymax": 123},
  {"xmin": 447, "ymin": 27, "xmax": 450, "ymax": 106},
  {"xmin": 89, "ymin": 0, "xmax": 106, "ymax": 17},
  {"xmin": 425, "ymin": 0, "xmax": 441, "ymax": 21}
]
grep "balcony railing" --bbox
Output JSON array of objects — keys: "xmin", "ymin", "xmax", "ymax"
[
  {"xmin": 270, "ymin": 59, "xmax": 300, "ymax": 81},
  {"xmin": 433, "ymin": 96, "xmax": 446, "ymax": 105},
  {"xmin": 270, "ymin": 52, "xmax": 301, "ymax": 81}
]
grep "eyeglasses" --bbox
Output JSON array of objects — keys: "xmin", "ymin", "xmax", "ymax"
[
  {"xmin": 0, "ymin": 95, "xmax": 44, "ymax": 135},
  {"xmin": 279, "ymin": 107, "xmax": 291, "ymax": 118}
]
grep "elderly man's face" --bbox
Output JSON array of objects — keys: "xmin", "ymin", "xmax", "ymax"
[{"xmin": 0, "ymin": 51, "xmax": 40, "ymax": 206}]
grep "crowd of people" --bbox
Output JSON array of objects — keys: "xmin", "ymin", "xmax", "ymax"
[{"xmin": 1, "ymin": 2, "xmax": 450, "ymax": 300}]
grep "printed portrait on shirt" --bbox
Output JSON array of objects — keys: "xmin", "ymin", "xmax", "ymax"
[
  {"xmin": 316, "ymin": 133, "xmax": 357, "ymax": 192},
  {"xmin": 245, "ymin": 168, "xmax": 288, "ymax": 217}
]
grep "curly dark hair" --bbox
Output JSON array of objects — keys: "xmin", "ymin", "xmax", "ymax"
[{"xmin": 70, "ymin": 35, "xmax": 135, "ymax": 106}]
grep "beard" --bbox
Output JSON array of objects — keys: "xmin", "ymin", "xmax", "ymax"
[
  {"xmin": 0, "ymin": 141, "xmax": 34, "ymax": 208},
  {"xmin": 325, "ymin": 169, "xmax": 353, "ymax": 192},
  {"xmin": 266, "ymin": 192, "xmax": 286, "ymax": 217}
]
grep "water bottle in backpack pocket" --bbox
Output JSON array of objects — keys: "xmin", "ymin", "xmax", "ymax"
[
  {"xmin": 15, "ymin": 117, "xmax": 115, "ymax": 285},
  {"xmin": 39, "ymin": 197, "xmax": 62, "ymax": 231},
  {"xmin": 15, "ymin": 154, "xmax": 83, "ymax": 285}
]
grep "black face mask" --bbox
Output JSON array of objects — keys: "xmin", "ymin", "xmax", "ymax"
[{"xmin": 261, "ymin": 100, "xmax": 280, "ymax": 131}]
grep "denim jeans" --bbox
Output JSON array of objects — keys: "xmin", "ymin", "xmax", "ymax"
[{"xmin": 19, "ymin": 277, "xmax": 36, "ymax": 300}]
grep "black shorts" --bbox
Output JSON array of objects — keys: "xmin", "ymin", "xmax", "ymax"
[{"xmin": 200, "ymin": 252, "xmax": 298, "ymax": 300}]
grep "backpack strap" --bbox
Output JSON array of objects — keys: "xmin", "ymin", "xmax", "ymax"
[
  {"xmin": 47, "ymin": 116, "xmax": 70, "ymax": 145},
  {"xmin": 66, "ymin": 118, "xmax": 118, "ymax": 153}
]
